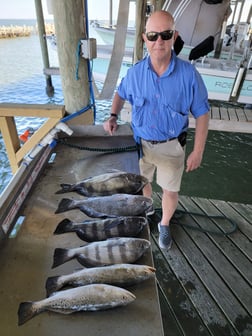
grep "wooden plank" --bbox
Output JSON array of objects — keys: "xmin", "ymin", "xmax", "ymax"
[
  {"xmin": 0, "ymin": 116, "xmax": 20, "ymax": 172},
  {"xmin": 220, "ymin": 107, "xmax": 229, "ymax": 120},
  {"xmin": 244, "ymin": 108, "xmax": 252, "ymax": 122},
  {"xmin": 171, "ymin": 210, "xmax": 251, "ymax": 334},
  {"xmin": 208, "ymin": 119, "xmax": 252, "ymax": 133},
  {"xmin": 210, "ymin": 199, "xmax": 252, "ymax": 242},
  {"xmin": 150, "ymin": 234, "xmax": 211, "ymax": 336},
  {"xmin": 235, "ymin": 108, "xmax": 247, "ymax": 122},
  {"xmin": 187, "ymin": 197, "xmax": 252, "ymax": 260},
  {"xmin": 153, "ymin": 224, "xmax": 238, "ymax": 335},
  {"xmin": 211, "ymin": 106, "xmax": 220, "ymax": 120},
  {"xmin": 157, "ymin": 281, "xmax": 185, "ymax": 336},
  {"xmin": 228, "ymin": 202, "xmax": 252, "ymax": 223},
  {"xmin": 189, "ymin": 197, "xmax": 252, "ymax": 286},
  {"xmin": 0, "ymin": 103, "xmax": 65, "ymax": 118},
  {"xmin": 227, "ymin": 108, "xmax": 238, "ymax": 121},
  {"xmin": 15, "ymin": 117, "xmax": 62, "ymax": 164},
  {"xmin": 179, "ymin": 197, "xmax": 252, "ymax": 314}
]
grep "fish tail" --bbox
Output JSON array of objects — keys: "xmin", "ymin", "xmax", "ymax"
[
  {"xmin": 54, "ymin": 218, "xmax": 73, "ymax": 234},
  {"xmin": 55, "ymin": 184, "xmax": 73, "ymax": 194},
  {"xmin": 45, "ymin": 276, "xmax": 61, "ymax": 296},
  {"xmin": 52, "ymin": 248, "xmax": 73, "ymax": 268},
  {"xmin": 55, "ymin": 198, "xmax": 74, "ymax": 214},
  {"xmin": 18, "ymin": 301, "xmax": 40, "ymax": 326}
]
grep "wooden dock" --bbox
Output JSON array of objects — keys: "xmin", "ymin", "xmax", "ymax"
[
  {"xmin": 121, "ymin": 101, "xmax": 252, "ymax": 134},
  {"xmin": 149, "ymin": 193, "xmax": 252, "ymax": 335},
  {"xmin": 189, "ymin": 103, "xmax": 252, "ymax": 134}
]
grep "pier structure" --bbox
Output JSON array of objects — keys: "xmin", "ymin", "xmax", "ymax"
[{"xmin": 0, "ymin": 25, "xmax": 33, "ymax": 38}]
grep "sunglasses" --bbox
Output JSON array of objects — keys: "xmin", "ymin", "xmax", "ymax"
[{"xmin": 145, "ymin": 30, "xmax": 175, "ymax": 42}]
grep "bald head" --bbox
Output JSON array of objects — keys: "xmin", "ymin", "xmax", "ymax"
[{"xmin": 145, "ymin": 10, "xmax": 175, "ymax": 32}]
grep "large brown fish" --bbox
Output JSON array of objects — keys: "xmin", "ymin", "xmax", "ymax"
[
  {"xmin": 55, "ymin": 171, "xmax": 148, "ymax": 196},
  {"xmin": 54, "ymin": 216, "xmax": 147, "ymax": 241},
  {"xmin": 52, "ymin": 237, "xmax": 151, "ymax": 268},
  {"xmin": 18, "ymin": 284, "xmax": 135, "ymax": 326},
  {"xmin": 46, "ymin": 264, "xmax": 156, "ymax": 296},
  {"xmin": 55, "ymin": 194, "xmax": 153, "ymax": 218}
]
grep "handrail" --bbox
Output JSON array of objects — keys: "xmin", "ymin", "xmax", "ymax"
[{"xmin": 0, "ymin": 103, "xmax": 65, "ymax": 173}]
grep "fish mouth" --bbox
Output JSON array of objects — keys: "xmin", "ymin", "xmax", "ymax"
[{"xmin": 128, "ymin": 292, "xmax": 136, "ymax": 300}]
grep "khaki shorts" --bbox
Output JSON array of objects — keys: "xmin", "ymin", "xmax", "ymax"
[{"xmin": 139, "ymin": 139, "xmax": 185, "ymax": 192}]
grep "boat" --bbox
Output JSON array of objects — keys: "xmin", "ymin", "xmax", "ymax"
[
  {"xmin": 91, "ymin": 20, "xmax": 136, "ymax": 47},
  {"xmin": 164, "ymin": 0, "xmax": 252, "ymax": 105}
]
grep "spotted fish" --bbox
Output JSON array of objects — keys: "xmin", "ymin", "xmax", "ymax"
[
  {"xmin": 18, "ymin": 284, "xmax": 135, "ymax": 326},
  {"xmin": 55, "ymin": 171, "xmax": 148, "ymax": 196},
  {"xmin": 46, "ymin": 263, "xmax": 156, "ymax": 296},
  {"xmin": 55, "ymin": 194, "xmax": 153, "ymax": 218},
  {"xmin": 52, "ymin": 237, "xmax": 151, "ymax": 268},
  {"xmin": 53, "ymin": 216, "xmax": 147, "ymax": 241}
]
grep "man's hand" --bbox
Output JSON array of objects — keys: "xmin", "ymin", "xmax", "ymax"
[
  {"xmin": 103, "ymin": 117, "xmax": 118, "ymax": 135},
  {"xmin": 186, "ymin": 150, "xmax": 203, "ymax": 172}
]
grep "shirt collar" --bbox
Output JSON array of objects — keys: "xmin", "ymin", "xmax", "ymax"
[{"xmin": 147, "ymin": 51, "xmax": 176, "ymax": 77}]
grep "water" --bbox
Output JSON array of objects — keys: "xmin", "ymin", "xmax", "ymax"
[{"xmin": 0, "ymin": 19, "xmax": 251, "ymax": 203}]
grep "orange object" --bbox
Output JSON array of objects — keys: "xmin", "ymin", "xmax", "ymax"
[{"xmin": 19, "ymin": 130, "xmax": 30, "ymax": 143}]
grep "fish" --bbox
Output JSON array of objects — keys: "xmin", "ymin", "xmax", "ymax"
[
  {"xmin": 53, "ymin": 216, "xmax": 148, "ymax": 241},
  {"xmin": 52, "ymin": 237, "xmax": 151, "ymax": 268},
  {"xmin": 55, "ymin": 193, "xmax": 153, "ymax": 218},
  {"xmin": 18, "ymin": 284, "xmax": 135, "ymax": 326},
  {"xmin": 46, "ymin": 264, "xmax": 156, "ymax": 296},
  {"xmin": 55, "ymin": 170, "xmax": 148, "ymax": 196}
]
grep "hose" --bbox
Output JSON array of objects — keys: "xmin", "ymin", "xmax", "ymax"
[{"xmin": 148, "ymin": 207, "xmax": 237, "ymax": 236}]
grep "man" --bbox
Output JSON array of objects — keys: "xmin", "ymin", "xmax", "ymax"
[{"xmin": 103, "ymin": 10, "xmax": 209, "ymax": 250}]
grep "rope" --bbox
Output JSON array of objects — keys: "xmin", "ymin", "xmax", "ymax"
[
  {"xmin": 148, "ymin": 207, "xmax": 237, "ymax": 236},
  {"xmin": 56, "ymin": 138, "xmax": 138, "ymax": 153}
]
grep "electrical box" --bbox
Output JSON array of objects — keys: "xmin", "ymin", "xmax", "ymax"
[{"xmin": 81, "ymin": 38, "xmax": 97, "ymax": 59}]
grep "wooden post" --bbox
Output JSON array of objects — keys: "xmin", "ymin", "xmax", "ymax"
[
  {"xmin": 34, "ymin": 0, "xmax": 54, "ymax": 97},
  {"xmin": 134, "ymin": 0, "xmax": 147, "ymax": 63},
  {"xmin": 51, "ymin": 0, "xmax": 92, "ymax": 120}
]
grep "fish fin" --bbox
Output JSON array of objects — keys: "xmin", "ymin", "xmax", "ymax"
[
  {"xmin": 79, "ymin": 206, "xmax": 112, "ymax": 219},
  {"xmin": 45, "ymin": 276, "xmax": 61, "ymax": 297},
  {"xmin": 55, "ymin": 184, "xmax": 73, "ymax": 194},
  {"xmin": 103, "ymin": 218, "xmax": 122, "ymax": 230},
  {"xmin": 76, "ymin": 230, "xmax": 90, "ymax": 241},
  {"xmin": 76, "ymin": 254, "xmax": 105, "ymax": 267},
  {"xmin": 55, "ymin": 198, "xmax": 73, "ymax": 214},
  {"xmin": 106, "ymin": 169, "xmax": 125, "ymax": 173},
  {"xmin": 18, "ymin": 301, "xmax": 39, "ymax": 326},
  {"xmin": 52, "ymin": 248, "xmax": 72, "ymax": 268},
  {"xmin": 54, "ymin": 218, "xmax": 72, "ymax": 234}
]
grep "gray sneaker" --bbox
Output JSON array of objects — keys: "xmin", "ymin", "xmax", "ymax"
[{"xmin": 158, "ymin": 223, "xmax": 172, "ymax": 250}]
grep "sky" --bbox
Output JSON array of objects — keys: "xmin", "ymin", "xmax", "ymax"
[
  {"xmin": 0, "ymin": 0, "xmax": 136, "ymax": 20},
  {"xmin": 0, "ymin": 0, "xmax": 251, "ymax": 22}
]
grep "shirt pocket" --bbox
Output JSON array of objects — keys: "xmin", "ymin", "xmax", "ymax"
[
  {"xmin": 161, "ymin": 104, "xmax": 188, "ymax": 136},
  {"xmin": 132, "ymin": 96, "xmax": 145, "ymax": 127}
]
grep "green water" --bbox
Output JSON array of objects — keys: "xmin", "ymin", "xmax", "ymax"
[
  {"xmin": 180, "ymin": 130, "xmax": 252, "ymax": 204},
  {"xmin": 151, "ymin": 129, "xmax": 252, "ymax": 204}
]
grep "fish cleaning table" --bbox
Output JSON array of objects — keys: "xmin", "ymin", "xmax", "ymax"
[{"xmin": 0, "ymin": 125, "xmax": 164, "ymax": 336}]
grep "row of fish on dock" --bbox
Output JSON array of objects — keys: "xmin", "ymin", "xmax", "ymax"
[{"xmin": 18, "ymin": 170, "xmax": 156, "ymax": 326}]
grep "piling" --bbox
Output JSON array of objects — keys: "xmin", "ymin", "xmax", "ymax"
[
  {"xmin": 50, "ymin": 0, "xmax": 92, "ymax": 119},
  {"xmin": 133, "ymin": 0, "xmax": 146, "ymax": 63},
  {"xmin": 34, "ymin": 0, "xmax": 54, "ymax": 97}
]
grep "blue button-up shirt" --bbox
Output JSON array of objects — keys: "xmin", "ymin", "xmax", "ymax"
[{"xmin": 117, "ymin": 52, "xmax": 209, "ymax": 142}]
